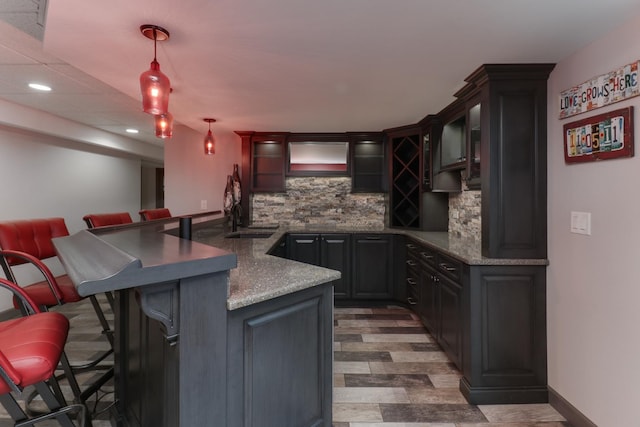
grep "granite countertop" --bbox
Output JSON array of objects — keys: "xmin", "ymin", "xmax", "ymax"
[
  {"xmin": 193, "ymin": 221, "xmax": 547, "ymax": 310},
  {"xmin": 193, "ymin": 225, "xmax": 341, "ymax": 310}
]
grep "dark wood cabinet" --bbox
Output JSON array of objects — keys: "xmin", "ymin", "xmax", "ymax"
[
  {"xmin": 320, "ymin": 234, "xmax": 351, "ymax": 299},
  {"xmin": 461, "ymin": 64, "xmax": 554, "ymax": 258},
  {"xmin": 404, "ymin": 236, "xmax": 547, "ymax": 405},
  {"xmin": 287, "ymin": 233, "xmax": 351, "ymax": 299},
  {"xmin": 287, "ymin": 233, "xmax": 321, "ymax": 265},
  {"xmin": 461, "ymin": 263, "xmax": 547, "ymax": 404},
  {"xmin": 352, "ymin": 234, "xmax": 393, "ymax": 299},
  {"xmin": 236, "ymin": 131, "xmax": 288, "ymax": 225},
  {"xmin": 407, "ymin": 240, "xmax": 463, "ymax": 368},
  {"xmin": 349, "ymin": 132, "xmax": 387, "ymax": 193},
  {"xmin": 251, "ymin": 135, "xmax": 286, "ymax": 192},
  {"xmin": 437, "ymin": 272, "xmax": 462, "ymax": 368}
]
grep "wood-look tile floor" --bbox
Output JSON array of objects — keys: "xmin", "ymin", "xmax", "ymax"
[
  {"xmin": 332, "ymin": 306, "xmax": 570, "ymax": 427},
  {"xmin": 0, "ymin": 300, "xmax": 570, "ymax": 426}
]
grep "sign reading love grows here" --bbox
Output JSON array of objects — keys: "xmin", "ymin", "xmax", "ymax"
[{"xmin": 559, "ymin": 60, "xmax": 640, "ymax": 119}]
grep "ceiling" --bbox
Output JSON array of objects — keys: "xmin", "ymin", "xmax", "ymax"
[{"xmin": 2, "ymin": 0, "xmax": 640, "ymax": 149}]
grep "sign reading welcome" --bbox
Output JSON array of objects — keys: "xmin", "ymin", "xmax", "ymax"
[{"xmin": 559, "ymin": 61, "xmax": 640, "ymax": 119}]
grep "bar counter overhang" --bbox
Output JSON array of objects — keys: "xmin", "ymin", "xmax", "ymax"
[{"xmin": 52, "ymin": 217, "xmax": 338, "ymax": 427}]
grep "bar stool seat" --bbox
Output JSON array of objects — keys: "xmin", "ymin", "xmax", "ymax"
[
  {"xmin": 0, "ymin": 312, "xmax": 69, "ymax": 394},
  {"xmin": 0, "ymin": 278, "xmax": 87, "ymax": 427}
]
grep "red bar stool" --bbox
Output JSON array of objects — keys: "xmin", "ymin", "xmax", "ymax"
[
  {"xmin": 82, "ymin": 212, "xmax": 134, "ymax": 310},
  {"xmin": 0, "ymin": 218, "xmax": 113, "ymax": 404},
  {"xmin": 0, "ymin": 278, "xmax": 88, "ymax": 427},
  {"xmin": 82, "ymin": 212, "xmax": 132, "ymax": 228},
  {"xmin": 138, "ymin": 208, "xmax": 171, "ymax": 221}
]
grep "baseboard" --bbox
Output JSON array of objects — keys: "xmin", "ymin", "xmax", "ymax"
[{"xmin": 549, "ymin": 386, "xmax": 597, "ymax": 427}]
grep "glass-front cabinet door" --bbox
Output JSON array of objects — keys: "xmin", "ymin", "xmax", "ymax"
[{"xmin": 466, "ymin": 101, "xmax": 481, "ymax": 189}]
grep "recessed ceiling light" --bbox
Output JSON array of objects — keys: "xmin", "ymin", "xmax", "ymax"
[
  {"xmin": 28, "ymin": 83, "xmax": 52, "ymax": 91},
  {"xmin": 126, "ymin": 128, "xmax": 139, "ymax": 134}
]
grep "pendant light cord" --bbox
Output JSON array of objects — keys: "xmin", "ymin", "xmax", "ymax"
[{"xmin": 153, "ymin": 28, "xmax": 158, "ymax": 61}]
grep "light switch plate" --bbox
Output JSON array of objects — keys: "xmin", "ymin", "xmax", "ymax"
[{"xmin": 570, "ymin": 211, "xmax": 591, "ymax": 235}]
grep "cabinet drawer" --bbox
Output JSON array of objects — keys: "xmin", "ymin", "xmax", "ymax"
[
  {"xmin": 436, "ymin": 252, "xmax": 463, "ymax": 282},
  {"xmin": 417, "ymin": 246, "xmax": 437, "ymax": 267}
]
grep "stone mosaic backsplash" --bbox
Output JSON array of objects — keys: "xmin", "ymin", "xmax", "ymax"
[
  {"xmin": 448, "ymin": 189, "xmax": 481, "ymax": 240},
  {"xmin": 251, "ymin": 177, "xmax": 386, "ymax": 229}
]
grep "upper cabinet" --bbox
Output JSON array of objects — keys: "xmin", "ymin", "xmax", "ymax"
[
  {"xmin": 286, "ymin": 133, "xmax": 350, "ymax": 177},
  {"xmin": 463, "ymin": 63, "xmax": 555, "ymax": 258},
  {"xmin": 349, "ymin": 132, "xmax": 387, "ymax": 193}
]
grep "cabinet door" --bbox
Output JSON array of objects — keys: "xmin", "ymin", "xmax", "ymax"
[
  {"xmin": 350, "ymin": 134, "xmax": 387, "ymax": 193},
  {"xmin": 320, "ymin": 234, "xmax": 351, "ymax": 299},
  {"xmin": 419, "ymin": 263, "xmax": 439, "ymax": 335},
  {"xmin": 438, "ymin": 274, "xmax": 462, "ymax": 367},
  {"xmin": 287, "ymin": 234, "xmax": 320, "ymax": 265},
  {"xmin": 251, "ymin": 137, "xmax": 286, "ymax": 192},
  {"xmin": 352, "ymin": 234, "xmax": 393, "ymax": 299}
]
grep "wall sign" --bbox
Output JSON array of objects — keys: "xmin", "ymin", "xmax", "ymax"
[
  {"xmin": 559, "ymin": 61, "xmax": 639, "ymax": 119},
  {"xmin": 564, "ymin": 106, "xmax": 634, "ymax": 164}
]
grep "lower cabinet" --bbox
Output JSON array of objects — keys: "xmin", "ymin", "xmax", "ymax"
[
  {"xmin": 320, "ymin": 235, "xmax": 351, "ymax": 299},
  {"xmin": 405, "ymin": 237, "xmax": 548, "ymax": 405},
  {"xmin": 287, "ymin": 233, "xmax": 351, "ymax": 299},
  {"xmin": 352, "ymin": 234, "xmax": 393, "ymax": 300},
  {"xmin": 286, "ymin": 233, "xmax": 393, "ymax": 301},
  {"xmin": 408, "ymin": 241, "xmax": 463, "ymax": 368}
]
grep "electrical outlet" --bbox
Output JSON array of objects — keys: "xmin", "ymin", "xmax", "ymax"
[
  {"xmin": 200, "ymin": 200, "xmax": 207, "ymax": 210},
  {"xmin": 570, "ymin": 211, "xmax": 591, "ymax": 235}
]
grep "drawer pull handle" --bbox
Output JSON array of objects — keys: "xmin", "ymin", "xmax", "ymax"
[
  {"xmin": 439, "ymin": 263, "xmax": 457, "ymax": 272},
  {"xmin": 420, "ymin": 252, "xmax": 434, "ymax": 260},
  {"xmin": 406, "ymin": 244, "xmax": 416, "ymax": 249},
  {"xmin": 406, "ymin": 260, "xmax": 417, "ymax": 267},
  {"xmin": 406, "ymin": 278, "xmax": 417, "ymax": 286},
  {"xmin": 365, "ymin": 236, "xmax": 382, "ymax": 240},
  {"xmin": 407, "ymin": 297, "xmax": 417, "ymax": 305}
]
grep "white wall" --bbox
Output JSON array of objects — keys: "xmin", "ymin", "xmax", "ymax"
[
  {"xmin": 0, "ymin": 125, "xmax": 143, "ymax": 310},
  {"xmin": 164, "ymin": 125, "xmax": 241, "ymax": 216},
  {"xmin": 547, "ymin": 14, "xmax": 640, "ymax": 427}
]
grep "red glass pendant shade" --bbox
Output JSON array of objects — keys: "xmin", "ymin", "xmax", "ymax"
[
  {"xmin": 139, "ymin": 25, "xmax": 171, "ymax": 115},
  {"xmin": 141, "ymin": 60, "xmax": 170, "ymax": 115},
  {"xmin": 204, "ymin": 130, "xmax": 215, "ymax": 155},
  {"xmin": 203, "ymin": 118, "xmax": 216, "ymax": 155},
  {"xmin": 155, "ymin": 112, "xmax": 173, "ymax": 139}
]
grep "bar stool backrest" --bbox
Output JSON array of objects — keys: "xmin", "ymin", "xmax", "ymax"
[
  {"xmin": 83, "ymin": 212, "xmax": 133, "ymax": 228},
  {"xmin": 139, "ymin": 208, "xmax": 171, "ymax": 221},
  {"xmin": 0, "ymin": 218, "xmax": 69, "ymax": 266}
]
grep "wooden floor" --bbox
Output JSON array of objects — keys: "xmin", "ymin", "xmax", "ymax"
[{"xmin": 0, "ymin": 298, "xmax": 569, "ymax": 426}]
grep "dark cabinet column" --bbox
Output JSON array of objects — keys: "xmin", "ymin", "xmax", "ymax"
[{"xmin": 464, "ymin": 64, "xmax": 555, "ymax": 259}]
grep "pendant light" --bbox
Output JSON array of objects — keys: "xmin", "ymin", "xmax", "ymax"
[
  {"xmin": 203, "ymin": 118, "xmax": 216, "ymax": 155},
  {"xmin": 139, "ymin": 24, "xmax": 171, "ymax": 115},
  {"xmin": 155, "ymin": 112, "xmax": 173, "ymax": 139}
]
